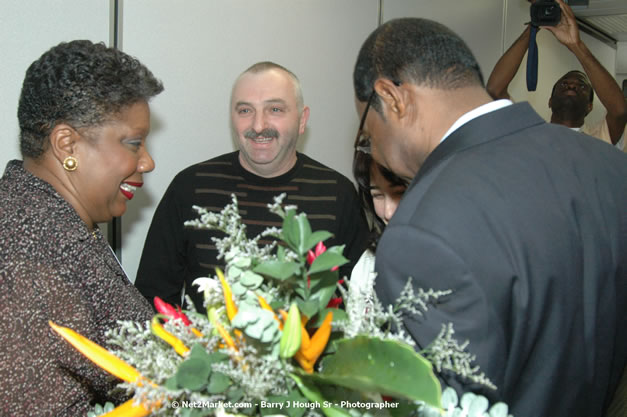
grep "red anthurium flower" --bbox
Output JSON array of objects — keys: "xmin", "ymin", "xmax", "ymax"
[
  {"xmin": 175, "ymin": 306, "xmax": 192, "ymax": 326},
  {"xmin": 306, "ymin": 241, "xmax": 338, "ymax": 271},
  {"xmin": 153, "ymin": 296, "xmax": 192, "ymax": 326},
  {"xmin": 306, "ymin": 241, "xmax": 342, "ymax": 292},
  {"xmin": 326, "ymin": 297, "xmax": 343, "ymax": 308},
  {"xmin": 306, "ymin": 241, "xmax": 326, "ymax": 265}
]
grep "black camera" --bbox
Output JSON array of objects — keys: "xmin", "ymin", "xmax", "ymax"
[{"xmin": 530, "ymin": 0, "xmax": 561, "ymax": 26}]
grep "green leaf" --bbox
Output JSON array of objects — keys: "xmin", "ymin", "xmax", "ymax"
[
  {"xmin": 303, "ymin": 231, "xmax": 333, "ymax": 252},
  {"xmin": 207, "ymin": 351, "xmax": 230, "ymax": 364},
  {"xmin": 308, "ymin": 251, "xmax": 348, "ymax": 275},
  {"xmin": 389, "ymin": 399, "xmax": 420, "ymax": 417},
  {"xmin": 262, "ymin": 325, "xmax": 281, "ymax": 344},
  {"xmin": 441, "ymin": 387, "xmax": 458, "ymax": 409},
  {"xmin": 207, "ymin": 371, "xmax": 231, "ymax": 394},
  {"xmin": 309, "ymin": 336, "xmax": 441, "ymax": 409},
  {"xmin": 460, "ymin": 393, "xmax": 476, "ymax": 411},
  {"xmin": 240, "ymin": 270, "xmax": 264, "ymax": 288},
  {"xmin": 489, "ymin": 402, "xmax": 509, "ymax": 417},
  {"xmin": 277, "ymin": 244, "xmax": 286, "ymax": 261},
  {"xmin": 176, "ymin": 357, "xmax": 211, "ymax": 390},
  {"xmin": 228, "ymin": 265, "xmax": 243, "ymax": 278},
  {"xmin": 296, "ymin": 299, "xmax": 319, "ymax": 319},
  {"xmin": 468, "ymin": 395, "xmax": 489, "ymax": 416},
  {"xmin": 233, "ymin": 307, "xmax": 279, "ymax": 343},
  {"xmin": 325, "ymin": 245, "xmax": 345, "ymax": 255},
  {"xmin": 164, "ymin": 375, "xmax": 178, "ymax": 390},
  {"xmin": 293, "ymin": 213, "xmax": 312, "ymax": 254},
  {"xmin": 309, "ymin": 308, "xmax": 347, "ymax": 328},
  {"xmin": 227, "ymin": 386, "xmax": 245, "ymax": 402},
  {"xmin": 282, "ymin": 211, "xmax": 312, "ymax": 254},
  {"xmin": 290, "ymin": 374, "xmax": 353, "ymax": 417},
  {"xmin": 232, "ymin": 281, "xmax": 248, "ymax": 296},
  {"xmin": 254, "ymin": 260, "xmax": 301, "ymax": 281},
  {"xmin": 186, "ymin": 310, "xmax": 209, "ymax": 322},
  {"xmin": 308, "ymin": 269, "xmax": 338, "ymax": 289},
  {"xmin": 231, "ymin": 307, "xmax": 260, "ymax": 328},
  {"xmin": 308, "ymin": 270, "xmax": 339, "ymax": 311},
  {"xmin": 233, "ymin": 257, "xmax": 252, "ymax": 269},
  {"xmin": 189, "ymin": 343, "xmax": 212, "ymax": 361},
  {"xmin": 294, "ymin": 285, "xmax": 308, "ymax": 299},
  {"xmin": 245, "ymin": 316, "xmax": 267, "ymax": 339}
]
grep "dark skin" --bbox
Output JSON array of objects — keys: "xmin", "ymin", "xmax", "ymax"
[
  {"xmin": 487, "ymin": 0, "xmax": 627, "ymax": 144},
  {"xmin": 549, "ymin": 71, "xmax": 593, "ymax": 127}
]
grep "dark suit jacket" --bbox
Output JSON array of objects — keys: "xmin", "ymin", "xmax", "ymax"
[{"xmin": 375, "ymin": 102, "xmax": 627, "ymax": 417}]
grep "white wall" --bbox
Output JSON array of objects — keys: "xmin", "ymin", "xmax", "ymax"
[
  {"xmin": 383, "ymin": 0, "xmax": 506, "ymax": 85},
  {"xmin": 0, "ymin": 0, "xmax": 111, "ymax": 237},
  {"xmin": 616, "ymin": 41, "xmax": 627, "ymax": 87},
  {"xmin": 500, "ymin": 0, "xmax": 617, "ymax": 126},
  {"xmin": 0, "ymin": 0, "xmax": 110, "ymax": 162},
  {"xmin": 118, "ymin": 0, "xmax": 380, "ymax": 281}
]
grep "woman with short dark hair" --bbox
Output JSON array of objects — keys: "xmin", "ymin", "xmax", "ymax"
[{"xmin": 0, "ymin": 40, "xmax": 163, "ymax": 416}]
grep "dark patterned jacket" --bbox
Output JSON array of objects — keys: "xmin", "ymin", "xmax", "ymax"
[{"xmin": 0, "ymin": 160, "xmax": 153, "ymax": 416}]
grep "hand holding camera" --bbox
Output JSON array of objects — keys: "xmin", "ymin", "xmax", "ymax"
[
  {"xmin": 535, "ymin": 0, "xmax": 582, "ymax": 51},
  {"xmin": 530, "ymin": 0, "xmax": 561, "ymax": 26}
]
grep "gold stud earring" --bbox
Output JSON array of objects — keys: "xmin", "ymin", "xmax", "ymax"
[{"xmin": 63, "ymin": 156, "xmax": 78, "ymax": 172}]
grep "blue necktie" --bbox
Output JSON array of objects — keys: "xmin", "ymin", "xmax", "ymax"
[{"xmin": 526, "ymin": 25, "xmax": 539, "ymax": 91}]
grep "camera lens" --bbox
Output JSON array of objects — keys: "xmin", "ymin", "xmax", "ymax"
[{"xmin": 530, "ymin": 1, "xmax": 561, "ymax": 26}]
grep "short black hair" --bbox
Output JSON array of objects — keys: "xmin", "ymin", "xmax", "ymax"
[
  {"xmin": 353, "ymin": 150, "xmax": 406, "ymax": 251},
  {"xmin": 18, "ymin": 40, "xmax": 164, "ymax": 158},
  {"xmin": 354, "ymin": 18, "xmax": 484, "ymax": 112}
]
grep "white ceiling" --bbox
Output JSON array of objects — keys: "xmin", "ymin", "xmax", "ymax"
[{"xmin": 571, "ymin": 0, "xmax": 627, "ymax": 42}]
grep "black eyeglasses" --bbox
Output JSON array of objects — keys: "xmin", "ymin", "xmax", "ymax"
[
  {"xmin": 354, "ymin": 90, "xmax": 376, "ymax": 154},
  {"xmin": 353, "ymin": 81, "xmax": 401, "ymax": 155}
]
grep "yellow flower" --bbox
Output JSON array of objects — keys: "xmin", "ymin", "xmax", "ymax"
[
  {"xmin": 151, "ymin": 316, "xmax": 190, "ymax": 356},
  {"xmin": 99, "ymin": 398, "xmax": 150, "ymax": 417},
  {"xmin": 49, "ymin": 321, "xmax": 142, "ymax": 383}
]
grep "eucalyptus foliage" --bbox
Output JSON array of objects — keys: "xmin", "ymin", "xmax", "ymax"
[{"xmin": 94, "ymin": 194, "xmax": 511, "ymax": 417}]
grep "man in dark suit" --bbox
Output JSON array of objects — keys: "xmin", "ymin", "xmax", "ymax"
[{"xmin": 353, "ymin": 17, "xmax": 627, "ymax": 417}]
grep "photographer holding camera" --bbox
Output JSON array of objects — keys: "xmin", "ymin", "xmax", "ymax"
[{"xmin": 486, "ymin": 0, "xmax": 627, "ymax": 150}]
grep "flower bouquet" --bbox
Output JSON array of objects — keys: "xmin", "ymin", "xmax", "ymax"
[{"xmin": 49, "ymin": 195, "xmax": 511, "ymax": 417}]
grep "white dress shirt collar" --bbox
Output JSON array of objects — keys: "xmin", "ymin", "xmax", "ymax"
[{"xmin": 440, "ymin": 99, "xmax": 513, "ymax": 143}]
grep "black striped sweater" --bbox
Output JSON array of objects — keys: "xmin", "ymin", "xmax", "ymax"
[{"xmin": 135, "ymin": 151, "xmax": 368, "ymax": 312}]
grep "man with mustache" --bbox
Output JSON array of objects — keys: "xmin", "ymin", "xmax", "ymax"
[
  {"xmin": 136, "ymin": 62, "xmax": 368, "ymax": 313},
  {"xmin": 486, "ymin": 0, "xmax": 627, "ymax": 150}
]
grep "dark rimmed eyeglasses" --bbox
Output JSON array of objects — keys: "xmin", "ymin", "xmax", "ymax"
[
  {"xmin": 354, "ymin": 90, "xmax": 375, "ymax": 154},
  {"xmin": 353, "ymin": 81, "xmax": 401, "ymax": 155}
]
